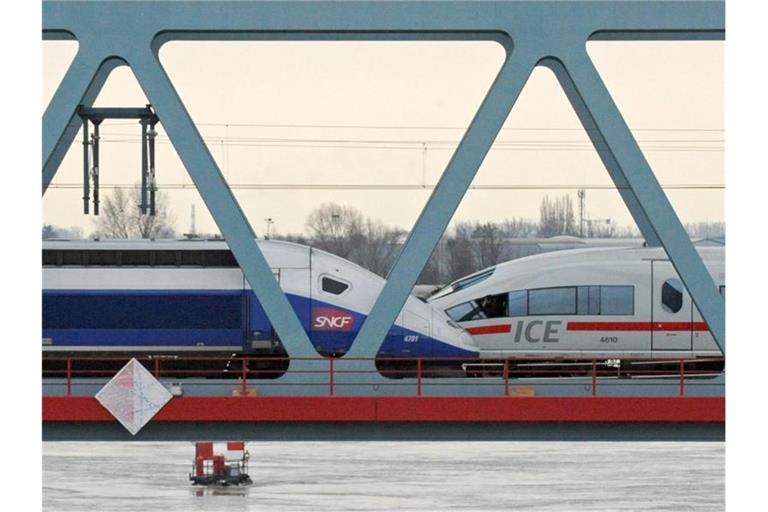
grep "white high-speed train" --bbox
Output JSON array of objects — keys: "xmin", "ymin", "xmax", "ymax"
[
  {"xmin": 42, "ymin": 239, "xmax": 478, "ymax": 375},
  {"xmin": 427, "ymin": 246, "xmax": 724, "ymax": 368}
]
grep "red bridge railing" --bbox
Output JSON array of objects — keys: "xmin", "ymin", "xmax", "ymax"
[{"xmin": 43, "ymin": 355, "xmax": 725, "ymax": 398}]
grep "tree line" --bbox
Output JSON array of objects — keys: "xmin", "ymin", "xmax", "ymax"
[
  {"xmin": 274, "ymin": 199, "xmax": 637, "ymax": 284},
  {"xmin": 44, "ymin": 187, "xmax": 176, "ymax": 240},
  {"xmin": 43, "ymin": 187, "xmax": 724, "ymax": 285}
]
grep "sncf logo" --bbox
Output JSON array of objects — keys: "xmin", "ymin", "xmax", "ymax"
[{"xmin": 312, "ymin": 307, "xmax": 354, "ymax": 331}]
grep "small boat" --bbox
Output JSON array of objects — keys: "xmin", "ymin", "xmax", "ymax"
[{"xmin": 190, "ymin": 441, "xmax": 253, "ymax": 486}]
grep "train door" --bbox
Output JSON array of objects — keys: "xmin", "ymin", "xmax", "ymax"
[{"xmin": 651, "ymin": 261, "xmax": 693, "ymax": 351}]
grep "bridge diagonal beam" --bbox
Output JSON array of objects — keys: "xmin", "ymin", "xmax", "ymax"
[
  {"xmin": 541, "ymin": 58, "xmax": 662, "ymax": 247},
  {"xmin": 42, "ymin": 1, "xmax": 726, "ymax": 363},
  {"xmin": 127, "ymin": 52, "xmax": 319, "ymax": 359},
  {"xmin": 559, "ymin": 50, "xmax": 725, "ymax": 352},
  {"xmin": 346, "ymin": 47, "xmax": 538, "ymax": 358}
]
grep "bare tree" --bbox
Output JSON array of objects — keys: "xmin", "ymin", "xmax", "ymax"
[
  {"xmin": 305, "ymin": 203, "xmax": 364, "ymax": 258},
  {"xmin": 587, "ymin": 218, "xmax": 616, "ymax": 238},
  {"xmin": 350, "ymin": 219, "xmax": 405, "ymax": 276},
  {"xmin": 685, "ymin": 221, "xmax": 725, "ymax": 239},
  {"xmin": 500, "ymin": 217, "xmax": 537, "ymax": 238},
  {"xmin": 473, "ymin": 222, "xmax": 505, "ymax": 268},
  {"xmin": 539, "ymin": 194, "xmax": 577, "ymax": 237},
  {"xmin": 93, "ymin": 186, "xmax": 176, "ymax": 239},
  {"xmin": 445, "ymin": 222, "xmax": 477, "ymax": 282},
  {"xmin": 418, "ymin": 248, "xmax": 443, "ymax": 285}
]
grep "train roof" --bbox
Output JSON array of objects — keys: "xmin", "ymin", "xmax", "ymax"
[
  {"xmin": 43, "ymin": 237, "xmax": 280, "ymax": 251},
  {"xmin": 487, "ymin": 245, "xmax": 722, "ymax": 274},
  {"xmin": 428, "ymin": 245, "xmax": 724, "ymax": 300},
  {"xmin": 41, "ymin": 237, "xmax": 385, "ymax": 281}
]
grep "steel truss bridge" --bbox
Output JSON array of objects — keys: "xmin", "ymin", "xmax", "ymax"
[{"xmin": 43, "ymin": 0, "xmax": 725, "ymax": 440}]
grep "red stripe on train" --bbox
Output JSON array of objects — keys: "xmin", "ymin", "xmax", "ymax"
[
  {"xmin": 567, "ymin": 322, "xmax": 709, "ymax": 332},
  {"xmin": 466, "ymin": 324, "xmax": 512, "ymax": 335},
  {"xmin": 466, "ymin": 322, "xmax": 709, "ymax": 335}
]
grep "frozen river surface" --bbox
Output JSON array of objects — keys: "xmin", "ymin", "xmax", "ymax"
[{"xmin": 43, "ymin": 441, "xmax": 723, "ymax": 511}]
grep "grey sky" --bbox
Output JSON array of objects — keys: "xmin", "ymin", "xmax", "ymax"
[{"xmin": 43, "ymin": 41, "xmax": 723, "ymax": 237}]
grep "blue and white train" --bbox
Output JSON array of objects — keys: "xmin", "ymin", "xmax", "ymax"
[{"xmin": 42, "ymin": 239, "xmax": 478, "ymax": 370}]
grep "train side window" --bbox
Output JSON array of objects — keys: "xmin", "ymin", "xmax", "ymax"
[
  {"xmin": 321, "ymin": 276, "xmax": 349, "ymax": 295},
  {"xmin": 600, "ymin": 286, "xmax": 634, "ymax": 315},
  {"xmin": 446, "ymin": 301, "xmax": 486, "ymax": 322},
  {"xmin": 719, "ymin": 285, "xmax": 725, "ymax": 299},
  {"xmin": 588, "ymin": 286, "xmax": 601, "ymax": 315},
  {"xmin": 577, "ymin": 286, "xmax": 589, "ymax": 314},
  {"xmin": 181, "ymin": 251, "xmax": 204, "ymax": 266},
  {"xmin": 661, "ymin": 278, "xmax": 684, "ymax": 313},
  {"xmin": 121, "ymin": 251, "xmax": 151, "ymax": 266},
  {"xmin": 88, "ymin": 250, "xmax": 119, "ymax": 266},
  {"xmin": 528, "ymin": 287, "xmax": 577, "ymax": 315},
  {"xmin": 204, "ymin": 250, "xmax": 239, "ymax": 267},
  {"xmin": 155, "ymin": 250, "xmax": 179, "ymax": 266},
  {"xmin": 478, "ymin": 293, "xmax": 508, "ymax": 318},
  {"xmin": 42, "ymin": 250, "xmax": 58, "ymax": 266},
  {"xmin": 61, "ymin": 250, "xmax": 83, "ymax": 265},
  {"xmin": 509, "ymin": 290, "xmax": 528, "ymax": 316},
  {"xmin": 576, "ymin": 286, "xmax": 634, "ymax": 315}
]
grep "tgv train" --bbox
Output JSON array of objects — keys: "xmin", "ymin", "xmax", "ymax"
[
  {"xmin": 42, "ymin": 239, "xmax": 478, "ymax": 374},
  {"xmin": 427, "ymin": 246, "xmax": 724, "ymax": 373}
]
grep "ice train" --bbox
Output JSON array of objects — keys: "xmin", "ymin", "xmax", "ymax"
[
  {"xmin": 42, "ymin": 239, "xmax": 478, "ymax": 373},
  {"xmin": 427, "ymin": 246, "xmax": 725, "ymax": 370}
]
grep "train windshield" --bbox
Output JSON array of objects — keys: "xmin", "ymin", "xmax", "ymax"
[{"xmin": 428, "ymin": 268, "xmax": 495, "ymax": 301}]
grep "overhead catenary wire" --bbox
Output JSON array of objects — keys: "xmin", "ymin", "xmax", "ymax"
[
  {"xmin": 101, "ymin": 120, "xmax": 725, "ymax": 132},
  {"xmin": 92, "ymin": 136, "xmax": 725, "ymax": 153},
  {"xmin": 94, "ymin": 120, "xmax": 725, "ymax": 155},
  {"xmin": 95, "ymin": 133, "xmax": 727, "ymax": 144},
  {"xmin": 47, "ymin": 183, "xmax": 725, "ymax": 191},
  {"xmin": 51, "ymin": 122, "xmax": 722, "ymax": 192}
]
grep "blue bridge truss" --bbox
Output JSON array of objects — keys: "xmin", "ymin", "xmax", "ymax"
[{"xmin": 43, "ymin": 0, "xmax": 726, "ymax": 382}]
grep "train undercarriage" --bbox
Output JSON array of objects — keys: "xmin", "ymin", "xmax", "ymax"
[{"xmin": 461, "ymin": 356, "xmax": 724, "ymax": 379}]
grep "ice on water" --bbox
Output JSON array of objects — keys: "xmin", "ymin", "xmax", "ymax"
[{"xmin": 43, "ymin": 441, "xmax": 724, "ymax": 511}]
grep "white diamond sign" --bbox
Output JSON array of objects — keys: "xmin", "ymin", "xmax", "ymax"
[{"xmin": 95, "ymin": 358, "xmax": 173, "ymax": 435}]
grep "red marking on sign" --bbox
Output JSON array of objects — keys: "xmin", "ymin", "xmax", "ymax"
[
  {"xmin": 466, "ymin": 324, "xmax": 512, "ymax": 335},
  {"xmin": 312, "ymin": 307, "xmax": 354, "ymax": 331}
]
